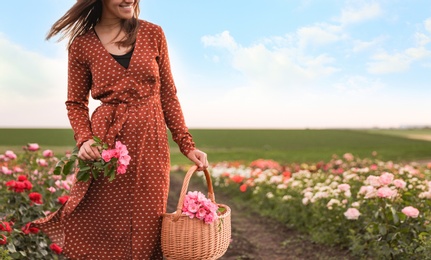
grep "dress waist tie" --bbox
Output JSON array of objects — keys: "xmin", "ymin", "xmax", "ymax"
[{"xmin": 101, "ymin": 96, "xmax": 158, "ymax": 147}]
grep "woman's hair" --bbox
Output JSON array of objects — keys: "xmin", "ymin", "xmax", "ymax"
[{"xmin": 47, "ymin": 0, "xmax": 140, "ymax": 48}]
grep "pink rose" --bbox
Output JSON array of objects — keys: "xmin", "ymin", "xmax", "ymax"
[
  {"xmin": 402, "ymin": 206, "xmax": 419, "ymax": 218},
  {"xmin": 204, "ymin": 211, "xmax": 217, "ymax": 224},
  {"xmin": 115, "ymin": 141, "xmax": 129, "ymax": 156},
  {"xmin": 116, "ymin": 164, "xmax": 127, "ymax": 174},
  {"xmin": 37, "ymin": 159, "xmax": 48, "ymax": 167},
  {"xmin": 119, "ymin": 155, "xmax": 131, "ymax": 166},
  {"xmin": 13, "ymin": 166, "xmax": 24, "ymax": 173},
  {"xmin": 4, "ymin": 150, "xmax": 17, "ymax": 160},
  {"xmin": 366, "ymin": 175, "xmax": 381, "ymax": 187},
  {"xmin": 393, "ymin": 179, "xmax": 406, "ymax": 189},
  {"xmin": 344, "ymin": 208, "xmax": 361, "ymax": 220},
  {"xmin": 377, "ymin": 187, "xmax": 397, "ymax": 199},
  {"xmin": 379, "ymin": 172, "xmax": 394, "ymax": 186},
  {"xmin": 27, "ymin": 143, "xmax": 40, "ymax": 151},
  {"xmin": 187, "ymin": 203, "xmax": 199, "ymax": 214},
  {"xmin": 1, "ymin": 166, "xmax": 12, "ymax": 175},
  {"xmin": 42, "ymin": 150, "xmax": 54, "ymax": 157},
  {"xmin": 338, "ymin": 184, "xmax": 350, "ymax": 192},
  {"xmin": 343, "ymin": 153, "xmax": 354, "ymax": 161},
  {"xmin": 47, "ymin": 187, "xmax": 56, "ymax": 193},
  {"xmin": 102, "ymin": 149, "xmax": 116, "ymax": 162},
  {"xmin": 196, "ymin": 208, "xmax": 207, "ymax": 220}
]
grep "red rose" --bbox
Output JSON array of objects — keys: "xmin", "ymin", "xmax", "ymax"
[
  {"xmin": 49, "ymin": 243, "xmax": 63, "ymax": 254},
  {"xmin": 17, "ymin": 175, "xmax": 27, "ymax": 181},
  {"xmin": 0, "ymin": 234, "xmax": 7, "ymax": 245},
  {"xmin": 23, "ymin": 180, "xmax": 33, "ymax": 190},
  {"xmin": 28, "ymin": 192, "xmax": 43, "ymax": 204},
  {"xmin": 21, "ymin": 223, "xmax": 40, "ymax": 235},
  {"xmin": 0, "ymin": 222, "xmax": 12, "ymax": 233},
  {"xmin": 57, "ymin": 195, "xmax": 70, "ymax": 205},
  {"xmin": 239, "ymin": 184, "xmax": 247, "ymax": 192}
]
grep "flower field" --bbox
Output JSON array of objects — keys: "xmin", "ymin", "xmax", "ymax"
[
  {"xmin": 207, "ymin": 154, "xmax": 431, "ymax": 259},
  {"xmin": 1, "ymin": 142, "xmax": 431, "ymax": 259},
  {"xmin": 0, "ymin": 144, "xmax": 68, "ymax": 259}
]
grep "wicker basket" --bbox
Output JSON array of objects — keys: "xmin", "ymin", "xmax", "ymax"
[{"xmin": 161, "ymin": 165, "xmax": 231, "ymax": 260}]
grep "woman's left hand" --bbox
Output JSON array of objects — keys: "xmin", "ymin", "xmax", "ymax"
[{"xmin": 186, "ymin": 149, "xmax": 209, "ymax": 171}]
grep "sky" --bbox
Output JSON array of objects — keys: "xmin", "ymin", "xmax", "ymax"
[{"xmin": 0, "ymin": 0, "xmax": 430, "ymax": 129}]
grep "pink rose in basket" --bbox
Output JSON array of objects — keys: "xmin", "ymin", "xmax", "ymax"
[{"xmin": 182, "ymin": 191, "xmax": 219, "ymax": 224}]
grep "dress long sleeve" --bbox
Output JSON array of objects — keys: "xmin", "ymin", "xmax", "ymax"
[
  {"xmin": 65, "ymin": 39, "xmax": 93, "ymax": 148},
  {"xmin": 157, "ymin": 27, "xmax": 196, "ymax": 156}
]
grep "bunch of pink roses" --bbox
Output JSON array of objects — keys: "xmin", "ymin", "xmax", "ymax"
[
  {"xmin": 101, "ymin": 141, "xmax": 131, "ymax": 175},
  {"xmin": 54, "ymin": 136, "xmax": 130, "ymax": 182},
  {"xmin": 182, "ymin": 191, "xmax": 219, "ymax": 224}
]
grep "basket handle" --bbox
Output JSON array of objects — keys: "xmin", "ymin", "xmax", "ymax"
[{"xmin": 173, "ymin": 165, "xmax": 216, "ymax": 221}]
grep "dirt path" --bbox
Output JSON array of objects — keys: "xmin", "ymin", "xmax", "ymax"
[{"xmin": 167, "ymin": 171, "xmax": 355, "ymax": 260}]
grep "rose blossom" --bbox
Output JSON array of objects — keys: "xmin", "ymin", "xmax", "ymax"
[
  {"xmin": 21, "ymin": 223, "xmax": 39, "ymax": 234},
  {"xmin": 196, "ymin": 208, "xmax": 207, "ymax": 220},
  {"xmin": 0, "ymin": 235, "xmax": 7, "ymax": 245},
  {"xmin": 343, "ymin": 153, "xmax": 354, "ymax": 161},
  {"xmin": 377, "ymin": 187, "xmax": 397, "ymax": 199},
  {"xmin": 1, "ymin": 166, "xmax": 12, "ymax": 175},
  {"xmin": 4, "ymin": 150, "xmax": 17, "ymax": 160},
  {"xmin": 393, "ymin": 179, "xmax": 407, "ymax": 189},
  {"xmin": 47, "ymin": 187, "xmax": 56, "ymax": 193},
  {"xmin": 37, "ymin": 158, "xmax": 48, "ymax": 167},
  {"xmin": 27, "ymin": 143, "xmax": 40, "ymax": 151},
  {"xmin": 58, "ymin": 195, "xmax": 70, "ymax": 205},
  {"xmin": 379, "ymin": 172, "xmax": 394, "ymax": 186},
  {"xmin": 344, "ymin": 208, "xmax": 361, "ymax": 220},
  {"xmin": 42, "ymin": 149, "xmax": 54, "ymax": 157},
  {"xmin": 338, "ymin": 184, "xmax": 350, "ymax": 192},
  {"xmin": 29, "ymin": 192, "xmax": 43, "ymax": 204},
  {"xmin": 0, "ymin": 222, "xmax": 12, "ymax": 233},
  {"xmin": 366, "ymin": 175, "xmax": 381, "ymax": 187},
  {"xmin": 402, "ymin": 206, "xmax": 420, "ymax": 218},
  {"xmin": 50, "ymin": 243, "xmax": 63, "ymax": 254}
]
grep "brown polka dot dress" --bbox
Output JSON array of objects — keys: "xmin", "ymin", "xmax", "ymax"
[{"xmin": 31, "ymin": 20, "xmax": 196, "ymax": 259}]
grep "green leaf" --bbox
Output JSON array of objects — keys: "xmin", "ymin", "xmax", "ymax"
[
  {"xmin": 7, "ymin": 243, "xmax": 16, "ymax": 253},
  {"xmin": 63, "ymin": 160, "xmax": 76, "ymax": 175},
  {"xmin": 92, "ymin": 169, "xmax": 99, "ymax": 180},
  {"xmin": 379, "ymin": 224, "xmax": 387, "ymax": 236},
  {"xmin": 77, "ymin": 171, "xmax": 90, "ymax": 182},
  {"xmin": 93, "ymin": 136, "xmax": 102, "ymax": 143},
  {"xmin": 109, "ymin": 172, "xmax": 116, "ymax": 182},
  {"xmin": 53, "ymin": 166, "xmax": 62, "ymax": 175},
  {"xmin": 390, "ymin": 207, "xmax": 399, "ymax": 225}
]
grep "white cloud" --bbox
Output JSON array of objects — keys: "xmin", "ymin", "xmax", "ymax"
[
  {"xmin": 367, "ymin": 51, "xmax": 411, "ymax": 74},
  {"xmin": 352, "ymin": 36, "xmax": 385, "ymax": 53},
  {"xmin": 201, "ymin": 31, "xmax": 238, "ymax": 51},
  {"xmin": 202, "ymin": 31, "xmax": 339, "ymax": 90},
  {"xmin": 334, "ymin": 75, "xmax": 384, "ymax": 94},
  {"xmin": 425, "ymin": 18, "xmax": 431, "ymax": 34},
  {"xmin": 337, "ymin": 2, "xmax": 382, "ymax": 26},
  {"xmin": 366, "ymin": 17, "xmax": 431, "ymax": 74},
  {"xmin": 296, "ymin": 23, "xmax": 343, "ymax": 49},
  {"xmin": 0, "ymin": 33, "xmax": 70, "ymax": 127}
]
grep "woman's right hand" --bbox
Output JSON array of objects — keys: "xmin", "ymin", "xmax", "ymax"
[{"xmin": 78, "ymin": 139, "xmax": 101, "ymax": 161}]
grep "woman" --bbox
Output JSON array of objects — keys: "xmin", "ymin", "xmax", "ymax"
[{"xmin": 31, "ymin": 0, "xmax": 208, "ymax": 259}]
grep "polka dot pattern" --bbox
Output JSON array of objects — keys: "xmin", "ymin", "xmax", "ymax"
[{"xmin": 32, "ymin": 20, "xmax": 196, "ymax": 259}]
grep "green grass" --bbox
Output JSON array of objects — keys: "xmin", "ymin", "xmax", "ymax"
[
  {"xmin": 365, "ymin": 128, "xmax": 431, "ymax": 138},
  {"xmin": 1, "ymin": 128, "xmax": 431, "ymax": 165}
]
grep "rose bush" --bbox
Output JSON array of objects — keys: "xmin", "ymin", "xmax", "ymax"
[
  {"xmin": 0, "ymin": 145, "xmax": 69, "ymax": 259},
  {"xmin": 207, "ymin": 154, "xmax": 431, "ymax": 259}
]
